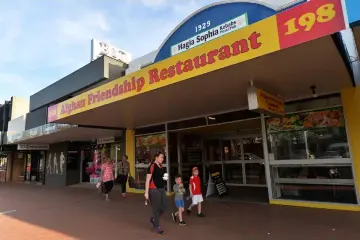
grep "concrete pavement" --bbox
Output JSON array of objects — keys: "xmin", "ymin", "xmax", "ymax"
[{"xmin": 0, "ymin": 183, "xmax": 360, "ymax": 240}]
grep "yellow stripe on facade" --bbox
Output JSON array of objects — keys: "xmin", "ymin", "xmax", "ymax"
[
  {"xmin": 341, "ymin": 87, "xmax": 360, "ymax": 202},
  {"xmin": 270, "ymin": 200, "xmax": 360, "ymax": 211}
]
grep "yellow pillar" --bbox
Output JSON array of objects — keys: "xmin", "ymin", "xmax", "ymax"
[
  {"xmin": 342, "ymin": 87, "xmax": 360, "ymax": 203},
  {"xmin": 125, "ymin": 129, "xmax": 144, "ymax": 194}
]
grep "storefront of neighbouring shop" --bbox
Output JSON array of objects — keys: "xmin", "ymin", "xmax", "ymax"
[
  {"xmin": 46, "ymin": 0, "xmax": 360, "ymax": 211},
  {"xmin": 4, "ymin": 123, "xmax": 124, "ymax": 187}
]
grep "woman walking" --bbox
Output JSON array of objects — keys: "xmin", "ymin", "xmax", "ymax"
[
  {"xmin": 118, "ymin": 155, "xmax": 130, "ymax": 198},
  {"xmin": 101, "ymin": 157, "xmax": 114, "ymax": 201},
  {"xmin": 144, "ymin": 152, "xmax": 167, "ymax": 235}
]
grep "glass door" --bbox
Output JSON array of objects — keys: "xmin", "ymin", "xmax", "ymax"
[
  {"xmin": 203, "ymin": 138, "xmax": 222, "ymax": 184},
  {"xmin": 222, "ymin": 134, "xmax": 266, "ymax": 187},
  {"xmin": 24, "ymin": 153, "xmax": 31, "ymax": 182},
  {"xmin": 222, "ymin": 137, "xmax": 244, "ymax": 184},
  {"xmin": 37, "ymin": 151, "xmax": 46, "ymax": 184}
]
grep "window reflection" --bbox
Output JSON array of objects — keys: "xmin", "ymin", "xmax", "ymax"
[
  {"xmin": 224, "ymin": 164, "xmax": 243, "ymax": 184},
  {"xmin": 274, "ymin": 183, "xmax": 356, "ymax": 204},
  {"xmin": 245, "ymin": 163, "xmax": 265, "ymax": 184},
  {"xmin": 243, "ymin": 137, "xmax": 263, "ymax": 160},
  {"xmin": 275, "ymin": 166, "xmax": 353, "ymax": 180},
  {"xmin": 271, "ymin": 166, "xmax": 356, "ymax": 203},
  {"xmin": 135, "ymin": 133, "xmax": 166, "ymax": 189},
  {"xmin": 222, "ymin": 139, "xmax": 242, "ymax": 161}
]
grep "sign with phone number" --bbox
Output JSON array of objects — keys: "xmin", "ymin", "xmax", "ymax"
[{"xmin": 276, "ymin": 0, "xmax": 346, "ymax": 49}]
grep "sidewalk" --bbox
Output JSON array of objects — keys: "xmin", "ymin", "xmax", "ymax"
[{"xmin": 0, "ymin": 183, "xmax": 360, "ymax": 240}]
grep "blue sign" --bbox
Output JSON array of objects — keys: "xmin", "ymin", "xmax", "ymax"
[{"xmin": 154, "ymin": 1, "xmax": 306, "ymax": 63}]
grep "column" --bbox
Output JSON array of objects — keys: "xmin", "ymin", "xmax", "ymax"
[
  {"xmin": 125, "ymin": 129, "xmax": 143, "ymax": 193},
  {"xmin": 342, "ymin": 87, "xmax": 360, "ymax": 204},
  {"xmin": 261, "ymin": 113, "xmax": 274, "ymax": 201},
  {"xmin": 165, "ymin": 123, "xmax": 171, "ymax": 193}
]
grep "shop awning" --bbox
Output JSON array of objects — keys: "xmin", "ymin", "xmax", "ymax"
[
  {"xmin": 48, "ymin": 0, "xmax": 351, "ymax": 128},
  {"xmin": 5, "ymin": 124, "xmax": 122, "ymax": 145}
]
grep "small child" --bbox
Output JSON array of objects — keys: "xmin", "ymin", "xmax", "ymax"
[
  {"xmin": 187, "ymin": 167, "xmax": 204, "ymax": 217},
  {"xmin": 172, "ymin": 175, "xmax": 186, "ymax": 226}
]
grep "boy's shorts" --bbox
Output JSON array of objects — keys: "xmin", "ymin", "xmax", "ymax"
[
  {"xmin": 175, "ymin": 200, "xmax": 185, "ymax": 208},
  {"xmin": 192, "ymin": 194, "xmax": 204, "ymax": 205}
]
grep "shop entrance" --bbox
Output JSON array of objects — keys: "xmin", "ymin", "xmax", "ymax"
[
  {"xmin": 169, "ymin": 118, "xmax": 269, "ymax": 203},
  {"xmin": 24, "ymin": 151, "xmax": 46, "ymax": 184}
]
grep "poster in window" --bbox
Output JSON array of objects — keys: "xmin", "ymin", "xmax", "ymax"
[{"xmin": 267, "ymin": 108, "xmax": 344, "ymax": 133}]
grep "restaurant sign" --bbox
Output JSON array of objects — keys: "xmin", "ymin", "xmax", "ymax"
[
  {"xmin": 247, "ymin": 86, "xmax": 285, "ymax": 116},
  {"xmin": 171, "ymin": 13, "xmax": 248, "ymax": 56},
  {"xmin": 47, "ymin": 0, "xmax": 347, "ymax": 123}
]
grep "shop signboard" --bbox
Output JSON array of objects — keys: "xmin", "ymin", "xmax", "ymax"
[
  {"xmin": 247, "ymin": 86, "xmax": 285, "ymax": 116},
  {"xmin": 48, "ymin": 0, "xmax": 347, "ymax": 123},
  {"xmin": 267, "ymin": 108, "xmax": 344, "ymax": 133},
  {"xmin": 155, "ymin": 0, "xmax": 310, "ymax": 62},
  {"xmin": 97, "ymin": 137, "xmax": 115, "ymax": 145},
  {"xmin": 7, "ymin": 124, "xmax": 75, "ymax": 144},
  {"xmin": 7, "ymin": 132, "xmax": 24, "ymax": 144},
  {"xmin": 24, "ymin": 126, "xmax": 43, "ymax": 139},
  {"xmin": 91, "ymin": 39, "xmax": 132, "ymax": 63},
  {"xmin": 171, "ymin": 14, "xmax": 248, "ymax": 56},
  {"xmin": 17, "ymin": 144, "xmax": 49, "ymax": 151}
]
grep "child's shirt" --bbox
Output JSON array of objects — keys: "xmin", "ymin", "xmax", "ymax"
[
  {"xmin": 190, "ymin": 175, "xmax": 202, "ymax": 195},
  {"xmin": 173, "ymin": 183, "xmax": 186, "ymax": 201}
]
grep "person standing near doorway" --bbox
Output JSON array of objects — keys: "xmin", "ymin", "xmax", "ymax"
[
  {"xmin": 101, "ymin": 157, "xmax": 114, "ymax": 201},
  {"xmin": 118, "ymin": 155, "xmax": 130, "ymax": 198},
  {"xmin": 144, "ymin": 152, "xmax": 167, "ymax": 235}
]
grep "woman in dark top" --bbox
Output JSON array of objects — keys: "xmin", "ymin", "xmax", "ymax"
[
  {"xmin": 118, "ymin": 155, "xmax": 130, "ymax": 198},
  {"xmin": 144, "ymin": 152, "xmax": 167, "ymax": 235}
]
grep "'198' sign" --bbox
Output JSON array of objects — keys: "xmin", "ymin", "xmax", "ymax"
[{"xmin": 284, "ymin": 3, "xmax": 336, "ymax": 35}]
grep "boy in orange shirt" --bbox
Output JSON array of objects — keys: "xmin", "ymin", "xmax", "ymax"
[{"xmin": 187, "ymin": 167, "xmax": 204, "ymax": 217}]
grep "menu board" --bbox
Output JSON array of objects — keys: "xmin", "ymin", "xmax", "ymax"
[
  {"xmin": 210, "ymin": 171, "xmax": 227, "ymax": 197},
  {"xmin": 267, "ymin": 108, "xmax": 344, "ymax": 133}
]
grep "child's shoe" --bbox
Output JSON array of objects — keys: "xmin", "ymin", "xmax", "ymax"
[
  {"xmin": 179, "ymin": 220, "xmax": 186, "ymax": 226},
  {"xmin": 171, "ymin": 213, "xmax": 177, "ymax": 223}
]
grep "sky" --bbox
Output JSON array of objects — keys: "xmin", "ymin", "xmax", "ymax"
[
  {"xmin": 0, "ymin": 0, "xmax": 222, "ymax": 104},
  {"xmin": 0, "ymin": 0, "xmax": 359, "ymax": 104}
]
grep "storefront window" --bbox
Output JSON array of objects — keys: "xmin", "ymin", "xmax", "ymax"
[
  {"xmin": 0, "ymin": 154, "xmax": 7, "ymax": 183},
  {"xmin": 267, "ymin": 108, "xmax": 349, "ymax": 160},
  {"xmin": 268, "ymin": 108, "xmax": 356, "ymax": 204},
  {"xmin": 110, "ymin": 144, "xmax": 122, "ymax": 178},
  {"xmin": 135, "ymin": 133, "xmax": 166, "ymax": 189},
  {"xmin": 204, "ymin": 138, "xmax": 221, "ymax": 162},
  {"xmin": 86, "ymin": 150, "xmax": 102, "ymax": 184}
]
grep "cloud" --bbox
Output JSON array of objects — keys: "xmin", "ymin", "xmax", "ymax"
[
  {"xmin": 0, "ymin": 73, "xmax": 33, "ymax": 103},
  {"xmin": 0, "ymin": 11, "xmax": 23, "ymax": 64},
  {"xmin": 0, "ymin": 0, "xmax": 218, "ymax": 103},
  {"xmin": 140, "ymin": 0, "xmax": 168, "ymax": 8},
  {"xmin": 57, "ymin": 10, "xmax": 111, "ymax": 42}
]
